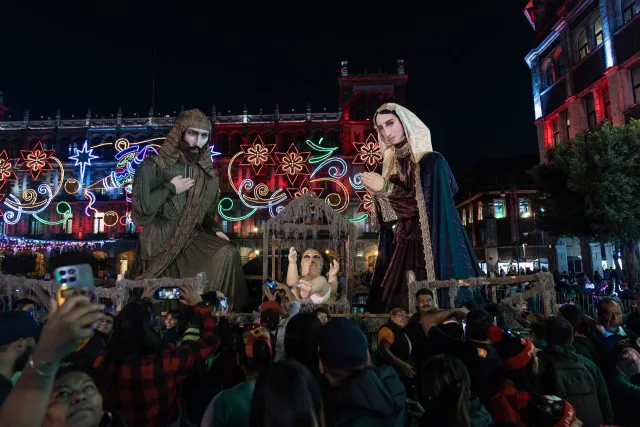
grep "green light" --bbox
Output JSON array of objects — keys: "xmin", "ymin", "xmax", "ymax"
[
  {"xmin": 349, "ymin": 214, "xmax": 369, "ymax": 223},
  {"xmin": 33, "ymin": 202, "xmax": 72, "ymax": 225},
  {"xmin": 307, "ymin": 138, "xmax": 338, "ymax": 164},
  {"xmin": 218, "ymin": 197, "xmax": 256, "ymax": 221}
]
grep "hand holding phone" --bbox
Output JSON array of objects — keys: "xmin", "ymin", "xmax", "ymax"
[
  {"xmin": 219, "ymin": 297, "xmax": 228, "ymax": 310},
  {"xmin": 54, "ymin": 264, "xmax": 95, "ymax": 307},
  {"xmin": 154, "ymin": 287, "xmax": 182, "ymax": 300},
  {"xmin": 265, "ymin": 278, "xmax": 277, "ymax": 291}
]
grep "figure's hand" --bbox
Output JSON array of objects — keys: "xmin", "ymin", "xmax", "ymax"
[
  {"xmin": 288, "ymin": 247, "xmax": 298, "ymax": 264},
  {"xmin": 328, "ymin": 260, "xmax": 340, "ymax": 277},
  {"xmin": 170, "ymin": 175, "xmax": 195, "ymax": 194},
  {"xmin": 179, "ymin": 284, "xmax": 203, "ymax": 306},
  {"xmin": 360, "ymin": 172, "xmax": 385, "ymax": 193},
  {"xmin": 216, "ymin": 231, "xmax": 230, "ymax": 241}
]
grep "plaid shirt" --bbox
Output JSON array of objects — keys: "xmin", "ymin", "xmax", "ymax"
[{"xmin": 93, "ymin": 303, "xmax": 219, "ymax": 427}]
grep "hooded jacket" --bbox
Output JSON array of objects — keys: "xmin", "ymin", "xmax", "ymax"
[{"xmin": 323, "ymin": 365, "xmax": 406, "ymax": 427}]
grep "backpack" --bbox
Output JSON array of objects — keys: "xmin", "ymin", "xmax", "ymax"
[{"xmin": 541, "ymin": 353, "xmax": 603, "ymax": 427}]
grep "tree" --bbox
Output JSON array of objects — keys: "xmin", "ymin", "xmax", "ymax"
[{"xmin": 530, "ymin": 121, "xmax": 640, "ymax": 286}]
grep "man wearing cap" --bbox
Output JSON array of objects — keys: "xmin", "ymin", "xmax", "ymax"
[
  {"xmin": 130, "ymin": 109, "xmax": 248, "ymax": 310},
  {"xmin": 260, "ymin": 285, "xmax": 300, "ymax": 361},
  {"xmin": 0, "ymin": 311, "xmax": 41, "ymax": 406},
  {"xmin": 318, "ymin": 318, "xmax": 406, "ymax": 427}
]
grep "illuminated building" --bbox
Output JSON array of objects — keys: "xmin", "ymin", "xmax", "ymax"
[
  {"xmin": 0, "ymin": 61, "xmax": 407, "ymax": 274},
  {"xmin": 524, "ymin": 0, "xmax": 636, "ymax": 275}
]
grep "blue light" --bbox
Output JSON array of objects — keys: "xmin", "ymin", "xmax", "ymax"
[{"xmin": 69, "ymin": 141, "xmax": 99, "ymax": 182}]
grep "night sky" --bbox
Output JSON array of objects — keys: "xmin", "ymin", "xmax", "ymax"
[{"xmin": 0, "ymin": 1, "xmax": 537, "ymax": 174}]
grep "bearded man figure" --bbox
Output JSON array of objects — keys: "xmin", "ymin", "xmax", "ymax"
[{"xmin": 129, "ymin": 109, "xmax": 248, "ymax": 309}]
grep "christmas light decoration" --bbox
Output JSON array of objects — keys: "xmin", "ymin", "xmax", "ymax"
[
  {"xmin": 104, "ymin": 211, "xmax": 119, "ymax": 227},
  {"xmin": 0, "ymin": 234, "xmax": 115, "ymax": 253},
  {"xmin": 355, "ymin": 190, "xmax": 374, "ymax": 215},
  {"xmin": 18, "ymin": 141, "xmax": 55, "ymax": 181},
  {"xmin": 352, "ymin": 134, "xmax": 382, "ymax": 172},
  {"xmin": 286, "ymin": 178, "xmax": 323, "ymax": 199},
  {"xmin": 33, "ymin": 202, "xmax": 72, "ymax": 226},
  {"xmin": 307, "ymin": 138, "xmax": 337, "ymax": 164},
  {"xmin": 240, "ymin": 135, "xmax": 275, "ymax": 174},
  {"xmin": 69, "ymin": 141, "xmax": 99, "ymax": 182},
  {"xmin": 275, "ymin": 144, "xmax": 310, "ymax": 185},
  {"xmin": 0, "ymin": 151, "xmax": 18, "ymax": 183},
  {"xmin": 210, "ymin": 145, "xmax": 221, "ymax": 161}
]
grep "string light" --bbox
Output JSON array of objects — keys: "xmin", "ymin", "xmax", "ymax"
[{"xmin": 0, "ymin": 234, "xmax": 115, "ymax": 252}]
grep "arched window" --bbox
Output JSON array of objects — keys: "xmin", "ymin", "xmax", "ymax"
[
  {"xmin": 556, "ymin": 51, "xmax": 567, "ymax": 78},
  {"xmin": 577, "ymin": 30, "xmax": 589, "ymax": 60},
  {"xmin": 594, "ymin": 16, "xmax": 603, "ymax": 46},
  {"xmin": 543, "ymin": 61, "xmax": 555, "ymax": 87},
  {"xmin": 623, "ymin": 0, "xmax": 638, "ymax": 24}
]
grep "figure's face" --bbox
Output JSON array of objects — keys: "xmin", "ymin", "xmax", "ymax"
[
  {"xmin": 183, "ymin": 127, "xmax": 210, "ymax": 148},
  {"xmin": 165, "ymin": 314, "xmax": 177, "ymax": 330},
  {"xmin": 47, "ymin": 371, "xmax": 103, "ymax": 427},
  {"xmin": 391, "ymin": 310, "xmax": 408, "ymax": 328},
  {"xmin": 301, "ymin": 249, "xmax": 323, "ymax": 276},
  {"xmin": 600, "ymin": 301, "xmax": 623, "ymax": 333},
  {"xmin": 417, "ymin": 294, "xmax": 435, "ymax": 314},
  {"xmin": 375, "ymin": 113, "xmax": 405, "ymax": 146}
]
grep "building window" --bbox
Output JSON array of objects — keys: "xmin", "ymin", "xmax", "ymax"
[
  {"xmin": 494, "ymin": 199, "xmax": 506, "ymax": 219},
  {"xmin": 469, "ymin": 204, "xmax": 474, "ymax": 224},
  {"xmin": 462, "ymin": 209, "xmax": 467, "ymax": 226},
  {"xmin": 62, "ymin": 213, "xmax": 73, "ymax": 234},
  {"xmin": 632, "ymin": 66, "xmax": 640, "ymax": 104},
  {"xmin": 28, "ymin": 218, "xmax": 43, "ymax": 236},
  {"xmin": 93, "ymin": 213, "xmax": 105, "ymax": 234},
  {"xmin": 69, "ymin": 142, "xmax": 78, "ymax": 158},
  {"xmin": 222, "ymin": 219, "xmax": 229, "ymax": 233},
  {"xmin": 556, "ymin": 52, "xmax": 567, "ymax": 78},
  {"xmin": 623, "ymin": 0, "xmax": 638, "ymax": 24},
  {"xmin": 544, "ymin": 62, "xmax": 554, "ymax": 87},
  {"xmin": 552, "ymin": 119, "xmax": 560, "ymax": 145},
  {"xmin": 602, "ymin": 86, "xmax": 611, "ymax": 121},
  {"xmin": 594, "ymin": 17, "xmax": 603, "ymax": 46},
  {"xmin": 477, "ymin": 201, "xmax": 483, "ymax": 220},
  {"xmin": 585, "ymin": 94, "xmax": 597, "ymax": 129},
  {"xmin": 519, "ymin": 199, "xmax": 531, "ymax": 218},
  {"xmin": 578, "ymin": 30, "xmax": 589, "ymax": 60}
]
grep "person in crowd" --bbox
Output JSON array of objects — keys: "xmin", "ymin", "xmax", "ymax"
[
  {"xmin": 530, "ymin": 321, "xmax": 547, "ymax": 349},
  {"xmin": 251, "ymin": 359, "xmax": 325, "ymax": 427},
  {"xmin": 405, "ymin": 289, "xmax": 438, "ymax": 379},
  {"xmin": 44, "ymin": 364, "xmax": 120, "ymax": 427},
  {"xmin": 626, "ymin": 294, "xmax": 640, "ymax": 336},
  {"xmin": 536, "ymin": 317, "xmax": 614, "ymax": 426},
  {"xmin": 163, "ymin": 309, "xmax": 182, "ymax": 345},
  {"xmin": 377, "ymin": 308, "xmax": 413, "ymax": 381},
  {"xmin": 485, "ymin": 326, "xmax": 539, "ymax": 425},
  {"xmin": 0, "ymin": 295, "xmax": 106, "ymax": 427},
  {"xmin": 558, "ymin": 304, "xmax": 610, "ymax": 369},
  {"xmin": 286, "ymin": 247, "xmax": 339, "ymax": 304},
  {"xmin": 519, "ymin": 395, "xmax": 582, "ymax": 427},
  {"xmin": 318, "ymin": 317, "xmax": 406, "ymax": 427},
  {"xmin": 12, "ymin": 298, "xmax": 36, "ymax": 315},
  {"xmin": 261, "ymin": 283, "xmax": 300, "ymax": 361},
  {"xmin": 596, "ymin": 297, "xmax": 639, "ymax": 350},
  {"xmin": 420, "ymin": 354, "xmax": 493, "ymax": 427},
  {"xmin": 0, "ymin": 311, "xmax": 41, "ymax": 406},
  {"xmin": 608, "ymin": 339, "xmax": 640, "ymax": 426},
  {"xmin": 313, "ymin": 307, "xmax": 330, "ymax": 325},
  {"xmin": 93, "ymin": 284, "xmax": 220, "ymax": 427},
  {"xmin": 96, "ymin": 313, "xmax": 114, "ymax": 338},
  {"xmin": 201, "ymin": 324, "xmax": 272, "ymax": 427},
  {"xmin": 284, "ymin": 312, "xmax": 326, "ymax": 387},
  {"xmin": 418, "ymin": 307, "xmax": 503, "ymax": 403}
]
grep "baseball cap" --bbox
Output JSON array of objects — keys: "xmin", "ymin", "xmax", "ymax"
[
  {"xmin": 260, "ymin": 300, "xmax": 281, "ymax": 314},
  {"xmin": 317, "ymin": 318, "xmax": 367, "ymax": 371},
  {"xmin": 0, "ymin": 311, "xmax": 42, "ymax": 346}
]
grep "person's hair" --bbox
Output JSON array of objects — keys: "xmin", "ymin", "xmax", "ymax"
[
  {"xmin": 313, "ymin": 307, "xmax": 329, "ymax": 316},
  {"xmin": 12, "ymin": 298, "xmax": 35, "ymax": 311},
  {"xmin": 530, "ymin": 321, "xmax": 546, "ymax": 342},
  {"xmin": 375, "ymin": 109, "xmax": 400, "ymax": 124},
  {"xmin": 545, "ymin": 318, "xmax": 573, "ymax": 346},
  {"xmin": 597, "ymin": 297, "xmax": 621, "ymax": 316},
  {"xmin": 251, "ymin": 359, "xmax": 325, "ymax": 427},
  {"xmin": 483, "ymin": 303, "xmax": 506, "ymax": 328},
  {"xmin": 201, "ymin": 291, "xmax": 218, "ymax": 308},
  {"xmin": 390, "ymin": 308, "xmax": 405, "ymax": 317},
  {"xmin": 102, "ymin": 299, "xmax": 161, "ymax": 363},
  {"xmin": 416, "ymin": 289, "xmax": 434, "ymax": 299},
  {"xmin": 421, "ymin": 354, "xmax": 471, "ymax": 427},
  {"xmin": 465, "ymin": 309, "xmax": 493, "ymax": 341},
  {"xmin": 238, "ymin": 336, "xmax": 272, "ymax": 374},
  {"xmin": 284, "ymin": 313, "xmax": 322, "ymax": 374},
  {"xmin": 558, "ymin": 304, "xmax": 592, "ymax": 335}
]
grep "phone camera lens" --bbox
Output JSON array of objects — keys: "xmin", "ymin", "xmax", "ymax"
[
  {"xmin": 69, "ymin": 277, "xmax": 77, "ymax": 283},
  {"xmin": 68, "ymin": 269, "xmax": 75, "ymax": 274},
  {"xmin": 60, "ymin": 271, "xmax": 67, "ymax": 277}
]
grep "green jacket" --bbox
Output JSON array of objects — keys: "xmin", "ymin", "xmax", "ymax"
[{"xmin": 537, "ymin": 344, "xmax": 614, "ymax": 425}]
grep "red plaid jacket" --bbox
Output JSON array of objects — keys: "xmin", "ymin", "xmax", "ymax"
[{"xmin": 93, "ymin": 303, "xmax": 219, "ymax": 427}]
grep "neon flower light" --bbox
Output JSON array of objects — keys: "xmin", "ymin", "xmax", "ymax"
[
  {"xmin": 69, "ymin": 141, "xmax": 99, "ymax": 182},
  {"xmin": 275, "ymin": 144, "xmax": 310, "ymax": 185},
  {"xmin": 0, "ymin": 150, "xmax": 18, "ymax": 183},
  {"xmin": 352, "ymin": 134, "xmax": 382, "ymax": 172},
  {"xmin": 19, "ymin": 141, "xmax": 55, "ymax": 180},
  {"xmin": 287, "ymin": 178, "xmax": 323, "ymax": 199},
  {"xmin": 241, "ymin": 136, "xmax": 275, "ymax": 174}
]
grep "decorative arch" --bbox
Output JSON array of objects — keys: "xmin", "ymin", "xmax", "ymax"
[
  {"xmin": 229, "ymin": 132, "xmax": 244, "ymax": 154},
  {"xmin": 576, "ymin": 28, "xmax": 590, "ymax": 60},
  {"xmin": 542, "ymin": 58, "xmax": 555, "ymax": 88},
  {"xmin": 553, "ymin": 48, "xmax": 567, "ymax": 78}
]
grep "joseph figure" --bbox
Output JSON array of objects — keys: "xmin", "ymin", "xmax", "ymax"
[{"xmin": 129, "ymin": 109, "xmax": 248, "ymax": 309}]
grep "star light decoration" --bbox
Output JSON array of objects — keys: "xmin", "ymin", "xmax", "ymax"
[
  {"xmin": 355, "ymin": 191, "xmax": 375, "ymax": 215},
  {"xmin": 275, "ymin": 143, "xmax": 310, "ymax": 185},
  {"xmin": 286, "ymin": 178, "xmax": 323, "ymax": 199},
  {"xmin": 209, "ymin": 145, "xmax": 222, "ymax": 161},
  {"xmin": 69, "ymin": 141, "xmax": 99, "ymax": 182},
  {"xmin": 352, "ymin": 134, "xmax": 383, "ymax": 172},
  {"xmin": 19, "ymin": 141, "xmax": 55, "ymax": 180},
  {"xmin": 240, "ymin": 136, "xmax": 275, "ymax": 174}
]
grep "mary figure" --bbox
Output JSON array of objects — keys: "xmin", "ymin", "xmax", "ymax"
[{"xmin": 361, "ymin": 103, "xmax": 481, "ymax": 313}]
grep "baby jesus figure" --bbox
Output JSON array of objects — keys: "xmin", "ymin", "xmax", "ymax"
[{"xmin": 286, "ymin": 247, "xmax": 340, "ymax": 304}]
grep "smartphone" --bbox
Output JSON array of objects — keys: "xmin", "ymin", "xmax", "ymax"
[
  {"xmin": 219, "ymin": 297, "xmax": 228, "ymax": 310},
  {"xmin": 55, "ymin": 264, "xmax": 95, "ymax": 306},
  {"xmin": 154, "ymin": 287, "xmax": 182, "ymax": 300},
  {"xmin": 265, "ymin": 278, "xmax": 277, "ymax": 291}
]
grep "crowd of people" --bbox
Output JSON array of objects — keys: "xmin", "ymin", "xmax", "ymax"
[{"xmin": 1, "ymin": 252, "xmax": 640, "ymax": 426}]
